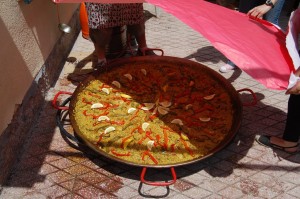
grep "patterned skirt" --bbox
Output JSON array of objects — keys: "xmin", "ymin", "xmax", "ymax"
[{"xmin": 85, "ymin": 3, "xmax": 144, "ymax": 29}]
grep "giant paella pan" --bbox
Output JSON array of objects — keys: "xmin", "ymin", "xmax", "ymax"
[{"xmin": 54, "ymin": 56, "xmax": 255, "ymax": 185}]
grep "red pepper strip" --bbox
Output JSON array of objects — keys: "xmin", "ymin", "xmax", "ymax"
[
  {"xmin": 146, "ymin": 130, "xmax": 155, "ymax": 140},
  {"xmin": 180, "ymin": 138, "xmax": 194, "ymax": 157},
  {"xmin": 123, "ymin": 97, "xmax": 132, "ymax": 103},
  {"xmin": 92, "ymin": 103, "xmax": 119, "ymax": 111},
  {"xmin": 97, "ymin": 133, "xmax": 105, "ymax": 145},
  {"xmin": 88, "ymin": 92, "xmax": 101, "ymax": 99},
  {"xmin": 109, "ymin": 104, "xmax": 119, "ymax": 109},
  {"xmin": 110, "ymin": 120, "xmax": 125, "ymax": 125},
  {"xmin": 138, "ymin": 136, "xmax": 148, "ymax": 145},
  {"xmin": 99, "ymin": 84, "xmax": 111, "ymax": 90},
  {"xmin": 121, "ymin": 135, "xmax": 133, "ymax": 149},
  {"xmin": 170, "ymin": 144, "xmax": 176, "ymax": 152},
  {"xmin": 111, "ymin": 96, "xmax": 131, "ymax": 103},
  {"xmin": 142, "ymin": 151, "xmax": 158, "ymax": 164},
  {"xmin": 155, "ymin": 135, "xmax": 164, "ymax": 147},
  {"xmin": 82, "ymin": 98, "xmax": 93, "ymax": 105},
  {"xmin": 111, "ymin": 149, "xmax": 131, "ymax": 157},
  {"xmin": 160, "ymin": 126, "xmax": 174, "ymax": 133},
  {"xmin": 84, "ymin": 110, "xmax": 109, "ymax": 119},
  {"xmin": 156, "ymin": 134, "xmax": 161, "ymax": 144},
  {"xmin": 163, "ymin": 129, "xmax": 168, "ymax": 150},
  {"xmin": 130, "ymin": 108, "xmax": 140, "ymax": 121},
  {"xmin": 130, "ymin": 126, "xmax": 142, "ymax": 134},
  {"xmin": 94, "ymin": 119, "xmax": 125, "ymax": 126},
  {"xmin": 130, "ymin": 115, "xmax": 138, "ymax": 121},
  {"xmin": 149, "ymin": 114, "xmax": 157, "ymax": 121},
  {"xmin": 112, "ymin": 89, "xmax": 121, "ymax": 93}
]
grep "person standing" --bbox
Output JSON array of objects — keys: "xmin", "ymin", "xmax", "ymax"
[
  {"xmin": 85, "ymin": 3, "xmax": 154, "ymax": 68},
  {"xmin": 255, "ymin": 76, "xmax": 300, "ymax": 154}
]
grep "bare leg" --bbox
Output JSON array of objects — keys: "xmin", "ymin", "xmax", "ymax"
[
  {"xmin": 127, "ymin": 23, "xmax": 147, "ymax": 49},
  {"xmin": 89, "ymin": 28, "xmax": 113, "ymax": 66},
  {"xmin": 127, "ymin": 23, "xmax": 157, "ymax": 56}
]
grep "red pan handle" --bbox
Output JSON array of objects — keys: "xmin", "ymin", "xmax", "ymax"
[
  {"xmin": 140, "ymin": 48, "xmax": 164, "ymax": 56},
  {"xmin": 52, "ymin": 91, "xmax": 73, "ymax": 110},
  {"xmin": 237, "ymin": 88, "xmax": 257, "ymax": 106},
  {"xmin": 140, "ymin": 167, "xmax": 177, "ymax": 186}
]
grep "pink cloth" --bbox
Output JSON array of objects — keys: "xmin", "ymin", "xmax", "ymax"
[
  {"xmin": 147, "ymin": 0, "xmax": 294, "ymax": 90},
  {"xmin": 53, "ymin": 0, "xmax": 145, "ymax": 3}
]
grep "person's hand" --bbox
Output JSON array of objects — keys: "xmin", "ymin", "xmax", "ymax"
[
  {"xmin": 286, "ymin": 80, "xmax": 300, "ymax": 95},
  {"xmin": 247, "ymin": 5, "xmax": 272, "ymax": 19}
]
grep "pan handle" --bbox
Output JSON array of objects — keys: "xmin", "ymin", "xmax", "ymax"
[
  {"xmin": 140, "ymin": 167, "xmax": 177, "ymax": 186},
  {"xmin": 56, "ymin": 97, "xmax": 81, "ymax": 144},
  {"xmin": 52, "ymin": 91, "xmax": 73, "ymax": 110},
  {"xmin": 140, "ymin": 48, "xmax": 164, "ymax": 56},
  {"xmin": 237, "ymin": 88, "xmax": 257, "ymax": 107}
]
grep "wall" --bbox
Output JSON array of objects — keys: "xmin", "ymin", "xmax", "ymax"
[
  {"xmin": 0, "ymin": 0, "xmax": 80, "ymax": 185},
  {"xmin": 0, "ymin": 1, "xmax": 77, "ymax": 134}
]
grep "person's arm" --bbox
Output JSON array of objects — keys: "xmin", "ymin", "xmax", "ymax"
[
  {"xmin": 286, "ymin": 68, "xmax": 300, "ymax": 95},
  {"xmin": 247, "ymin": 0, "xmax": 278, "ymax": 19}
]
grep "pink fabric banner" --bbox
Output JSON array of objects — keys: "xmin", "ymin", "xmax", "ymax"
[
  {"xmin": 146, "ymin": 0, "xmax": 294, "ymax": 90},
  {"xmin": 53, "ymin": 0, "xmax": 145, "ymax": 3}
]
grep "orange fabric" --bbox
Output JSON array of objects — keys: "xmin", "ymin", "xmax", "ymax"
[{"xmin": 79, "ymin": 3, "xmax": 89, "ymax": 39}]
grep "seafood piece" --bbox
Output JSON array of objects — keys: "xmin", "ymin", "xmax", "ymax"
[
  {"xmin": 142, "ymin": 122, "xmax": 150, "ymax": 131},
  {"xmin": 142, "ymin": 103, "xmax": 155, "ymax": 110},
  {"xmin": 199, "ymin": 117, "xmax": 211, "ymax": 122},
  {"xmin": 185, "ymin": 104, "xmax": 193, "ymax": 110},
  {"xmin": 147, "ymin": 140, "xmax": 155, "ymax": 151},
  {"xmin": 141, "ymin": 69, "xmax": 147, "ymax": 75},
  {"xmin": 203, "ymin": 94, "xmax": 215, "ymax": 100},
  {"xmin": 112, "ymin": 81, "xmax": 121, "ymax": 88},
  {"xmin": 128, "ymin": 107, "xmax": 137, "ymax": 114},
  {"xmin": 98, "ymin": 116, "xmax": 110, "ymax": 122},
  {"xmin": 160, "ymin": 101, "xmax": 172, "ymax": 107},
  {"xmin": 157, "ymin": 106, "xmax": 169, "ymax": 115},
  {"xmin": 104, "ymin": 126, "xmax": 116, "ymax": 134},
  {"xmin": 91, "ymin": 103, "xmax": 104, "ymax": 109},
  {"xmin": 102, "ymin": 88, "xmax": 110, "ymax": 95},
  {"xmin": 171, "ymin": 119, "xmax": 183, "ymax": 126},
  {"xmin": 124, "ymin": 73, "xmax": 133, "ymax": 80}
]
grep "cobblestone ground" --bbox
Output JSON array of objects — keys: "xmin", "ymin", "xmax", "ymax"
[{"xmin": 1, "ymin": 4, "xmax": 300, "ymax": 199}]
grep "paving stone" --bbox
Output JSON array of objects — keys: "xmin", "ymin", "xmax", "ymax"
[{"xmin": 218, "ymin": 186, "xmax": 244, "ymax": 199}]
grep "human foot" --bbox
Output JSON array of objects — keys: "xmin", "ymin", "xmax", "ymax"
[{"xmin": 255, "ymin": 135, "xmax": 299, "ymax": 154}]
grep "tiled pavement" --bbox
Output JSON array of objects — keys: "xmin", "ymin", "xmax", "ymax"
[{"xmin": 1, "ymin": 4, "xmax": 300, "ymax": 199}]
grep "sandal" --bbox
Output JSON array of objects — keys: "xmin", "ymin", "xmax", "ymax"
[{"xmin": 255, "ymin": 135, "xmax": 299, "ymax": 154}]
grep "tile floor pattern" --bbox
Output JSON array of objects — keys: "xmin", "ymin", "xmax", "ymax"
[{"xmin": 1, "ymin": 4, "xmax": 300, "ymax": 199}]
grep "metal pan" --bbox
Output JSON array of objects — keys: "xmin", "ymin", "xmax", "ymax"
[{"xmin": 65, "ymin": 56, "xmax": 244, "ymax": 168}]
